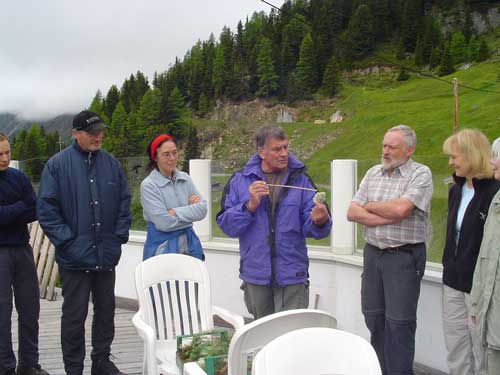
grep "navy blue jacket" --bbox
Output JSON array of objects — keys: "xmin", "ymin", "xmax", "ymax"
[
  {"xmin": 0, "ymin": 167, "xmax": 37, "ymax": 247},
  {"xmin": 37, "ymin": 142, "xmax": 131, "ymax": 271}
]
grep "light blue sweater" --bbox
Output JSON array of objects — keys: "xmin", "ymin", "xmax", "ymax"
[{"xmin": 140, "ymin": 168, "xmax": 207, "ymax": 232}]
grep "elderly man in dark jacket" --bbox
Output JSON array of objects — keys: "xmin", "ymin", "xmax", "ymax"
[{"xmin": 37, "ymin": 111, "xmax": 131, "ymax": 375}]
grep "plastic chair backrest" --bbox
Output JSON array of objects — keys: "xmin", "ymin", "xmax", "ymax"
[
  {"xmin": 251, "ymin": 327, "xmax": 382, "ymax": 375},
  {"xmin": 228, "ymin": 309, "xmax": 337, "ymax": 375},
  {"xmin": 134, "ymin": 254, "xmax": 215, "ymax": 341}
]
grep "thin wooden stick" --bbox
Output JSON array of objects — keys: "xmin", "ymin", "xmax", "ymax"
[{"xmin": 266, "ymin": 183, "xmax": 317, "ymax": 192}]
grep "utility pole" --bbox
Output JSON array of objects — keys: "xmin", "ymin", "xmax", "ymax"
[
  {"xmin": 453, "ymin": 78, "xmax": 458, "ymax": 134},
  {"xmin": 57, "ymin": 135, "xmax": 64, "ymax": 152}
]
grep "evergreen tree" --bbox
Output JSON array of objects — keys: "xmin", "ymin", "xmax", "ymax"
[
  {"xmin": 296, "ymin": 33, "xmax": 317, "ymax": 96},
  {"xmin": 450, "ymin": 32, "xmax": 467, "ymax": 64},
  {"xmin": 198, "ymin": 92, "xmax": 211, "ymax": 116},
  {"xmin": 438, "ymin": 42, "xmax": 454, "ymax": 76},
  {"xmin": 344, "ymin": 4, "xmax": 375, "ymax": 61},
  {"xmin": 23, "ymin": 125, "xmax": 45, "ymax": 182},
  {"xmin": 468, "ymin": 35, "xmax": 479, "ymax": 61},
  {"xmin": 256, "ymin": 37, "xmax": 279, "ymax": 98},
  {"xmin": 45, "ymin": 131, "xmax": 60, "ymax": 157},
  {"xmin": 212, "ymin": 46, "xmax": 225, "ymax": 97},
  {"xmin": 414, "ymin": 36, "xmax": 425, "ymax": 66},
  {"xmin": 463, "ymin": 3, "xmax": 473, "ymax": 42},
  {"xmin": 165, "ymin": 87, "xmax": 189, "ymax": 140},
  {"xmin": 396, "ymin": 39, "xmax": 406, "ymax": 60},
  {"xmin": 421, "ymin": 17, "xmax": 442, "ymax": 65},
  {"xmin": 126, "ymin": 111, "xmax": 144, "ymax": 156},
  {"xmin": 372, "ymin": 0, "xmax": 391, "ymax": 41},
  {"xmin": 476, "ymin": 38, "xmax": 490, "ymax": 62},
  {"xmin": 321, "ymin": 55, "xmax": 341, "ymax": 96},
  {"xmin": 429, "ymin": 47, "xmax": 442, "ymax": 69},
  {"xmin": 12, "ymin": 129, "xmax": 27, "ymax": 161},
  {"xmin": 135, "ymin": 71, "xmax": 150, "ymax": 100},
  {"xmin": 138, "ymin": 88, "xmax": 162, "ymax": 140},
  {"xmin": 182, "ymin": 126, "xmax": 200, "ymax": 173},
  {"xmin": 103, "ymin": 101, "xmax": 128, "ymax": 156},
  {"xmin": 401, "ymin": 0, "xmax": 424, "ymax": 52},
  {"xmin": 88, "ymin": 90, "xmax": 104, "ymax": 119},
  {"xmin": 103, "ymin": 85, "xmax": 120, "ymax": 123}
]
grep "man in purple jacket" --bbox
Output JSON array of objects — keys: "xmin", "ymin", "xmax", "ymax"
[{"xmin": 217, "ymin": 125, "xmax": 331, "ymax": 319}]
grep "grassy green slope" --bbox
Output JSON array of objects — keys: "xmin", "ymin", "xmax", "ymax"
[{"xmin": 303, "ymin": 61, "xmax": 499, "ymax": 263}]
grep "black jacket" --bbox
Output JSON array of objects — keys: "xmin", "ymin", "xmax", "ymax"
[
  {"xmin": 442, "ymin": 174, "xmax": 500, "ymax": 293},
  {"xmin": 37, "ymin": 142, "xmax": 131, "ymax": 271}
]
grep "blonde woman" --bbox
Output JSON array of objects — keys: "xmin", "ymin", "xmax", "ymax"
[
  {"xmin": 442, "ymin": 129, "xmax": 500, "ymax": 375},
  {"xmin": 471, "ymin": 137, "xmax": 500, "ymax": 375}
]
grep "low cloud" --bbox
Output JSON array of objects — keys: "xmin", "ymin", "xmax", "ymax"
[{"xmin": 0, "ymin": 0, "xmax": 276, "ymax": 120}]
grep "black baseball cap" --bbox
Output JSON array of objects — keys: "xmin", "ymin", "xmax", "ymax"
[{"xmin": 72, "ymin": 111, "xmax": 107, "ymax": 133}]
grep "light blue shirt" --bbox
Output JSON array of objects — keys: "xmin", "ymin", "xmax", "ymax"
[
  {"xmin": 455, "ymin": 183, "xmax": 475, "ymax": 244},
  {"xmin": 140, "ymin": 168, "xmax": 207, "ymax": 232}
]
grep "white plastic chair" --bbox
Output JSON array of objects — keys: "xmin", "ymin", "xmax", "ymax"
[
  {"xmin": 133, "ymin": 254, "xmax": 245, "ymax": 375},
  {"xmin": 183, "ymin": 309, "xmax": 337, "ymax": 375},
  {"xmin": 251, "ymin": 327, "xmax": 382, "ymax": 375}
]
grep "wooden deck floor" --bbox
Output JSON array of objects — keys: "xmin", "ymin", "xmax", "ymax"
[
  {"xmin": 12, "ymin": 298, "xmax": 447, "ymax": 375},
  {"xmin": 12, "ymin": 299, "xmax": 143, "ymax": 375}
]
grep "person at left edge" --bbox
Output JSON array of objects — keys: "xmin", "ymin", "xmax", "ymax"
[
  {"xmin": 37, "ymin": 111, "xmax": 131, "ymax": 375},
  {"xmin": 0, "ymin": 133, "xmax": 50, "ymax": 375}
]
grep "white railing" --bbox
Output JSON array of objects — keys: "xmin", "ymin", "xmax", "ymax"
[{"xmin": 12, "ymin": 156, "xmax": 445, "ymax": 373}]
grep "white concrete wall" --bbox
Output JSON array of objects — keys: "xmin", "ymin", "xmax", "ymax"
[{"xmin": 116, "ymin": 159, "xmax": 449, "ymax": 373}]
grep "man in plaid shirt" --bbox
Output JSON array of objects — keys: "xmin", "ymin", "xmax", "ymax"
[{"xmin": 347, "ymin": 125, "xmax": 433, "ymax": 375}]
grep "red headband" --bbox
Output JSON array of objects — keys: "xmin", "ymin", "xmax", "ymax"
[{"xmin": 150, "ymin": 134, "xmax": 173, "ymax": 160}]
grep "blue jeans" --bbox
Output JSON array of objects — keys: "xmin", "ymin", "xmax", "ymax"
[
  {"xmin": 0, "ymin": 246, "xmax": 40, "ymax": 371},
  {"xmin": 361, "ymin": 242, "xmax": 426, "ymax": 375}
]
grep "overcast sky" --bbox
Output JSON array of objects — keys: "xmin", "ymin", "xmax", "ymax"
[{"xmin": 0, "ymin": 0, "xmax": 283, "ymax": 120}]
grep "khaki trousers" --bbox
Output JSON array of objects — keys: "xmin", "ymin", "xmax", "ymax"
[
  {"xmin": 487, "ymin": 348, "xmax": 500, "ymax": 375},
  {"xmin": 442, "ymin": 285, "xmax": 486, "ymax": 375}
]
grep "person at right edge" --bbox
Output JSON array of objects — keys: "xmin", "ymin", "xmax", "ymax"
[
  {"xmin": 347, "ymin": 125, "xmax": 433, "ymax": 375},
  {"xmin": 442, "ymin": 129, "xmax": 500, "ymax": 375},
  {"xmin": 471, "ymin": 137, "xmax": 500, "ymax": 375}
]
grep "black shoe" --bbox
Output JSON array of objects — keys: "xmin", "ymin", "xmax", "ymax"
[
  {"xmin": 0, "ymin": 369, "xmax": 15, "ymax": 375},
  {"xmin": 15, "ymin": 365, "xmax": 50, "ymax": 375},
  {"xmin": 91, "ymin": 359, "xmax": 126, "ymax": 375}
]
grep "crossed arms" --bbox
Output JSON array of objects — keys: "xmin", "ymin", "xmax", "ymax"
[{"xmin": 347, "ymin": 198, "xmax": 415, "ymax": 227}]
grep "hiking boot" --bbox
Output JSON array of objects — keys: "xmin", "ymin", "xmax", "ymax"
[
  {"xmin": 91, "ymin": 359, "xmax": 126, "ymax": 375},
  {"xmin": 16, "ymin": 365, "xmax": 50, "ymax": 375}
]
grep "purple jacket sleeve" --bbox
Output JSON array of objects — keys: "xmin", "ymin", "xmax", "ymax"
[{"xmin": 216, "ymin": 176, "xmax": 256, "ymax": 238}]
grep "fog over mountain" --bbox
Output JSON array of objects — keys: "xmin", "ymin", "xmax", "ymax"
[{"xmin": 0, "ymin": 0, "xmax": 278, "ymax": 120}]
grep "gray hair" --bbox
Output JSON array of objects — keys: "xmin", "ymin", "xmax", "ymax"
[
  {"xmin": 387, "ymin": 124, "xmax": 417, "ymax": 150},
  {"xmin": 253, "ymin": 125, "xmax": 287, "ymax": 150},
  {"xmin": 492, "ymin": 137, "xmax": 500, "ymax": 159}
]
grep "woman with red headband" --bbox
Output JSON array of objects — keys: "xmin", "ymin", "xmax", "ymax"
[{"xmin": 140, "ymin": 134, "xmax": 207, "ymax": 260}]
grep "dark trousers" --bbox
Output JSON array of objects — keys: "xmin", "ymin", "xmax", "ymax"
[
  {"xmin": 0, "ymin": 246, "xmax": 40, "ymax": 370},
  {"xmin": 59, "ymin": 268, "xmax": 116, "ymax": 375},
  {"xmin": 361, "ymin": 242, "xmax": 426, "ymax": 375}
]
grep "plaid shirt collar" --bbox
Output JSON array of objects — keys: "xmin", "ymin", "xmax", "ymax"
[{"xmin": 380, "ymin": 158, "xmax": 413, "ymax": 177}]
